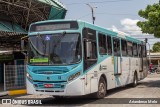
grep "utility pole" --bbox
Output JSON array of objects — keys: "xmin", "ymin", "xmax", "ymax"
[
  {"xmin": 86, "ymin": 3, "xmax": 97, "ymax": 24},
  {"xmin": 145, "ymin": 38, "xmax": 151, "ymax": 65},
  {"xmin": 148, "ymin": 42, "xmax": 151, "ymax": 64}
]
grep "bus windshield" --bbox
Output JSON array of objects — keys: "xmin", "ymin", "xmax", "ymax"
[{"xmin": 28, "ymin": 33, "xmax": 81, "ymax": 65}]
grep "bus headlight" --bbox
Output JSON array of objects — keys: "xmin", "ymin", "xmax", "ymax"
[
  {"xmin": 68, "ymin": 72, "xmax": 81, "ymax": 82},
  {"xmin": 26, "ymin": 72, "xmax": 33, "ymax": 81}
]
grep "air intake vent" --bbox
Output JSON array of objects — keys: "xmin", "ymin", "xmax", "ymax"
[{"xmin": 32, "ymin": 67, "xmax": 69, "ymax": 74}]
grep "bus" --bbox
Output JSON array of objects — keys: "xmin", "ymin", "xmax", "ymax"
[{"xmin": 24, "ymin": 20, "xmax": 148, "ymax": 99}]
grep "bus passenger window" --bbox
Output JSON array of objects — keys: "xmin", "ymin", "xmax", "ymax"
[
  {"xmin": 113, "ymin": 38, "xmax": 120, "ymax": 56},
  {"xmin": 98, "ymin": 33, "xmax": 107, "ymax": 55},
  {"xmin": 121, "ymin": 39, "xmax": 127, "ymax": 56},
  {"xmin": 127, "ymin": 42, "xmax": 133, "ymax": 57},
  {"xmin": 83, "ymin": 28, "xmax": 97, "ymax": 70},
  {"xmin": 138, "ymin": 45, "xmax": 142, "ymax": 57},
  {"xmin": 133, "ymin": 43, "xmax": 138, "ymax": 57},
  {"xmin": 143, "ymin": 45, "xmax": 146, "ymax": 57},
  {"xmin": 107, "ymin": 36, "xmax": 112, "ymax": 55},
  {"xmin": 85, "ymin": 41, "xmax": 97, "ymax": 59}
]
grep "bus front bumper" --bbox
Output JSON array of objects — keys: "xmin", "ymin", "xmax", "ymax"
[{"xmin": 26, "ymin": 78, "xmax": 85, "ymax": 96}]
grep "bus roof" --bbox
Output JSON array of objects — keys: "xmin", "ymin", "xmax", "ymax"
[{"xmin": 30, "ymin": 19, "xmax": 144, "ymax": 44}]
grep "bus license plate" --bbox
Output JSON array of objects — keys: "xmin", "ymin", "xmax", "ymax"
[{"xmin": 44, "ymin": 84, "xmax": 53, "ymax": 88}]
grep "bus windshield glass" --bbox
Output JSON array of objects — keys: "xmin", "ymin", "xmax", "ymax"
[{"xmin": 28, "ymin": 33, "xmax": 81, "ymax": 65}]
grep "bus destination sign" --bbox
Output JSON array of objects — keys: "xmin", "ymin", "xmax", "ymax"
[
  {"xmin": 30, "ymin": 21, "xmax": 78, "ymax": 32},
  {"xmin": 36, "ymin": 23, "xmax": 70, "ymax": 31}
]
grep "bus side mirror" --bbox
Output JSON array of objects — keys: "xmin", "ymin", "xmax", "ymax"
[
  {"xmin": 145, "ymin": 38, "xmax": 148, "ymax": 43},
  {"xmin": 86, "ymin": 41, "xmax": 92, "ymax": 58},
  {"xmin": 21, "ymin": 36, "xmax": 28, "ymax": 51},
  {"xmin": 21, "ymin": 36, "xmax": 29, "ymax": 56}
]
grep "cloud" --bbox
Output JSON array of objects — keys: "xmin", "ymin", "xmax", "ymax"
[
  {"xmin": 109, "ymin": 18, "xmax": 149, "ymax": 36},
  {"xmin": 111, "ymin": 25, "xmax": 119, "ymax": 31},
  {"xmin": 110, "ymin": 25, "xmax": 130, "ymax": 36},
  {"xmin": 120, "ymin": 18, "xmax": 144, "ymax": 35}
]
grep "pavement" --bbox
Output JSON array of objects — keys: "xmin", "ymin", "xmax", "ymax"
[{"xmin": 0, "ymin": 73, "xmax": 160, "ymax": 107}]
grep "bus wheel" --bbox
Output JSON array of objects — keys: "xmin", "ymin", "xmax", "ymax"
[
  {"xmin": 94, "ymin": 77, "xmax": 107, "ymax": 99},
  {"xmin": 132, "ymin": 73, "xmax": 138, "ymax": 87}
]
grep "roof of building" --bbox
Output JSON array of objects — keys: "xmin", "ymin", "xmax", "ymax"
[
  {"xmin": 0, "ymin": 0, "xmax": 67, "ymax": 31},
  {"xmin": 0, "ymin": 0, "xmax": 67, "ymax": 50}
]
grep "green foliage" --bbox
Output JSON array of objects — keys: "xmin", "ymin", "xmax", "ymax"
[
  {"xmin": 137, "ymin": 3, "xmax": 160, "ymax": 37},
  {"xmin": 152, "ymin": 42, "xmax": 160, "ymax": 52}
]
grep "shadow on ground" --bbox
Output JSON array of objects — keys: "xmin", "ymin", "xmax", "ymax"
[{"xmin": 1, "ymin": 74, "xmax": 160, "ymax": 106}]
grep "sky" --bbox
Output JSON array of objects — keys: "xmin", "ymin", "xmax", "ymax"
[{"xmin": 60, "ymin": 0, "xmax": 159, "ymax": 49}]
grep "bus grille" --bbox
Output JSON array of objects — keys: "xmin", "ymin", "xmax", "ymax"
[
  {"xmin": 36, "ymin": 90, "xmax": 64, "ymax": 92},
  {"xmin": 32, "ymin": 67, "xmax": 69, "ymax": 74},
  {"xmin": 33, "ymin": 80, "xmax": 67, "ymax": 83}
]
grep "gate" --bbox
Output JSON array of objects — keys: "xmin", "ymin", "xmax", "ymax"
[{"xmin": 4, "ymin": 65, "xmax": 26, "ymax": 91}]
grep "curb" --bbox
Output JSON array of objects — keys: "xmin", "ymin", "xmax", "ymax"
[
  {"xmin": 8, "ymin": 89, "xmax": 27, "ymax": 96},
  {"xmin": 0, "ymin": 91, "xmax": 8, "ymax": 97}
]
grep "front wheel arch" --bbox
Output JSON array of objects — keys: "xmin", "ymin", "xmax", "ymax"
[
  {"xmin": 100, "ymin": 74, "xmax": 107, "ymax": 89},
  {"xmin": 93, "ymin": 74, "xmax": 107, "ymax": 99}
]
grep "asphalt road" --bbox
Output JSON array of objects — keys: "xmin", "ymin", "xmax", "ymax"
[{"xmin": 1, "ymin": 73, "xmax": 160, "ymax": 107}]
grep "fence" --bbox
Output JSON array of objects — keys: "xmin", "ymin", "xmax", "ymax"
[{"xmin": 4, "ymin": 65, "xmax": 26, "ymax": 91}]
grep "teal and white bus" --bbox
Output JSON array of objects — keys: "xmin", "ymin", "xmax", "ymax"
[{"xmin": 25, "ymin": 20, "xmax": 148, "ymax": 98}]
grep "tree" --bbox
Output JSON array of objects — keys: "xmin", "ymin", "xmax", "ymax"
[
  {"xmin": 137, "ymin": 3, "xmax": 160, "ymax": 38},
  {"xmin": 152, "ymin": 42, "xmax": 160, "ymax": 52}
]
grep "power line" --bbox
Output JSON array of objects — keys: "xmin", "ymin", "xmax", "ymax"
[
  {"xmin": 78, "ymin": 12, "xmax": 137, "ymax": 19},
  {"xmin": 78, "ymin": 13, "xmax": 91, "ymax": 19},
  {"xmin": 96, "ymin": 12, "xmax": 137, "ymax": 16},
  {"xmin": 66, "ymin": 0, "xmax": 133, "ymax": 5}
]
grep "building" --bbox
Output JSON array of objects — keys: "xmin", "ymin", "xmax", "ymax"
[
  {"xmin": 0, "ymin": 0, "xmax": 67, "ymax": 95},
  {"xmin": 148, "ymin": 52, "xmax": 160, "ymax": 68}
]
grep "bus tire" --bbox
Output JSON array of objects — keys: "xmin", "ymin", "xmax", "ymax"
[
  {"xmin": 132, "ymin": 72, "xmax": 138, "ymax": 87},
  {"xmin": 93, "ymin": 77, "xmax": 107, "ymax": 99}
]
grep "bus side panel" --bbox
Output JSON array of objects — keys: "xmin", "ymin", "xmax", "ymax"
[
  {"xmin": 131, "ymin": 57, "xmax": 139, "ymax": 80},
  {"xmin": 138, "ymin": 57, "xmax": 148, "ymax": 80},
  {"xmin": 84, "ymin": 65, "xmax": 99, "ymax": 95},
  {"xmin": 90, "ymin": 74, "xmax": 98, "ymax": 93},
  {"xmin": 120, "ymin": 57, "xmax": 130, "ymax": 85},
  {"xmin": 66, "ymin": 77, "xmax": 85, "ymax": 96},
  {"xmin": 105, "ymin": 57, "xmax": 115, "ymax": 90},
  {"xmin": 84, "ymin": 57, "xmax": 115, "ymax": 94},
  {"xmin": 143, "ymin": 57, "xmax": 148, "ymax": 78},
  {"xmin": 84, "ymin": 73, "xmax": 92, "ymax": 94},
  {"xmin": 138, "ymin": 57, "xmax": 143, "ymax": 80}
]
